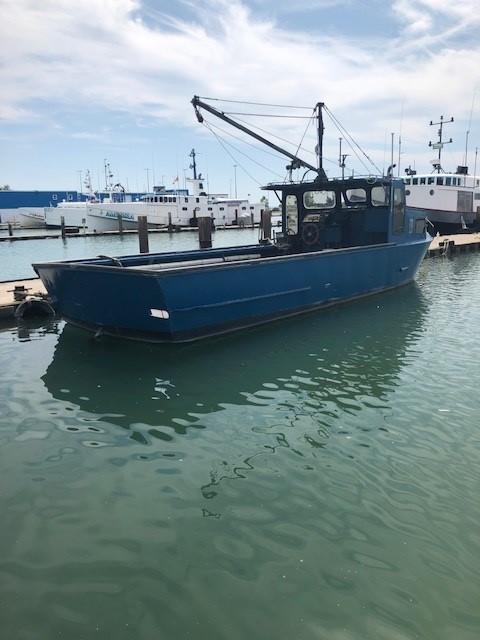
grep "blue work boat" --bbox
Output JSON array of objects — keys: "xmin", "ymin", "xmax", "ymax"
[{"xmin": 33, "ymin": 99, "xmax": 431, "ymax": 342}]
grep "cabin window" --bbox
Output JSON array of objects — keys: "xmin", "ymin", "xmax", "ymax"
[
  {"xmin": 303, "ymin": 190, "xmax": 335, "ymax": 209},
  {"xmin": 199, "ymin": 183, "xmax": 204, "ymax": 190},
  {"xmin": 412, "ymin": 178, "xmax": 418, "ymax": 185},
  {"xmin": 393, "ymin": 187, "xmax": 405, "ymax": 233},
  {"xmin": 415, "ymin": 218, "xmax": 426, "ymax": 234},
  {"xmin": 242, "ymin": 207, "xmax": 247, "ymax": 210},
  {"xmin": 184, "ymin": 197, "xmax": 188, "ymax": 203},
  {"xmin": 208, "ymin": 207, "xmax": 213, "ymax": 211},
  {"xmin": 430, "ymin": 189, "xmax": 434, "ymax": 196},
  {"xmin": 428, "ymin": 177, "xmax": 435, "ymax": 184},
  {"xmin": 345, "ymin": 188, "xmax": 366, "ymax": 205},
  {"xmin": 196, "ymin": 197, "xmax": 200, "ymax": 203},
  {"xmin": 153, "ymin": 196, "xmax": 157, "ymax": 202},
  {"xmin": 182, "ymin": 207, "xmax": 188, "ymax": 211},
  {"xmin": 220, "ymin": 207, "xmax": 224, "ymax": 210},
  {"xmin": 250, "ymin": 206, "xmax": 254, "ymax": 210},
  {"xmin": 474, "ymin": 193, "xmax": 480, "ymax": 200},
  {"xmin": 405, "ymin": 189, "xmax": 411, "ymax": 196},
  {"xmin": 405, "ymin": 178, "xmax": 411, "ymax": 185},
  {"xmin": 437, "ymin": 177, "xmax": 444, "ymax": 185},
  {"xmin": 285, "ymin": 194, "xmax": 298, "ymax": 235},
  {"xmin": 173, "ymin": 197, "xmax": 176, "ymax": 202},
  {"xmin": 371, "ymin": 186, "xmax": 389, "ymax": 206},
  {"xmin": 445, "ymin": 177, "xmax": 452, "ymax": 186},
  {"xmin": 420, "ymin": 177, "xmax": 426, "ymax": 185}
]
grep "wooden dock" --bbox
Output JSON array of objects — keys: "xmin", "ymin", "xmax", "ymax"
[
  {"xmin": 0, "ymin": 223, "xmax": 258, "ymax": 243},
  {"xmin": 0, "ymin": 278, "xmax": 47, "ymax": 320},
  {"xmin": 426, "ymin": 232, "xmax": 480, "ymax": 257}
]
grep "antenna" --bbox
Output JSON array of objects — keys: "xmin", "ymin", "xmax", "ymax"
[
  {"xmin": 316, "ymin": 102, "xmax": 325, "ymax": 175},
  {"xmin": 338, "ymin": 137, "xmax": 348, "ymax": 180},
  {"xmin": 465, "ymin": 90, "xmax": 476, "ymax": 169},
  {"xmin": 428, "ymin": 115, "xmax": 454, "ymax": 173},
  {"xmin": 189, "ymin": 148, "xmax": 197, "ymax": 179}
]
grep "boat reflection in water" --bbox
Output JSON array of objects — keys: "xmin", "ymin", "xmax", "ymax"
[{"xmin": 42, "ymin": 284, "xmax": 427, "ymax": 447}]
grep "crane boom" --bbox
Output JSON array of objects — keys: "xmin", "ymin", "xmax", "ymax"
[{"xmin": 191, "ymin": 95, "xmax": 320, "ymax": 175}]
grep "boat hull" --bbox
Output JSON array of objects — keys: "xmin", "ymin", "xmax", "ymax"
[
  {"xmin": 408, "ymin": 206, "xmax": 479, "ymax": 234},
  {"xmin": 34, "ymin": 239, "xmax": 430, "ymax": 342},
  {"xmin": 0, "ymin": 207, "xmax": 46, "ymax": 228}
]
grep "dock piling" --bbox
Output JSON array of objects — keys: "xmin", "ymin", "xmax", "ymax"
[
  {"xmin": 117, "ymin": 214, "xmax": 124, "ymax": 235},
  {"xmin": 198, "ymin": 216, "xmax": 212, "ymax": 249},
  {"xmin": 8, "ymin": 223, "xmax": 13, "ymax": 237},
  {"xmin": 138, "ymin": 216, "xmax": 149, "ymax": 253},
  {"xmin": 60, "ymin": 216, "xmax": 66, "ymax": 239},
  {"xmin": 261, "ymin": 209, "xmax": 272, "ymax": 241}
]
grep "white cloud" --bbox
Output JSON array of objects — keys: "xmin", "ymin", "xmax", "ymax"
[{"xmin": 0, "ymin": 0, "xmax": 479, "ymax": 174}]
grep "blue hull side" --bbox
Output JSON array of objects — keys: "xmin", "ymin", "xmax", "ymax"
[
  {"xmin": 35, "ymin": 239, "xmax": 429, "ymax": 342},
  {"xmin": 36, "ymin": 239, "xmax": 429, "ymax": 341}
]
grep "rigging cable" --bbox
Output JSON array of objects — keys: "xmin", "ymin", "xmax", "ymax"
[
  {"xmin": 283, "ymin": 109, "xmax": 317, "ymax": 182},
  {"xmin": 202, "ymin": 121, "xmax": 268, "ymax": 186},
  {"xmin": 231, "ymin": 114, "xmax": 339, "ymax": 166},
  {"xmin": 203, "ymin": 118, "xmax": 285, "ymax": 179},
  {"xmin": 202, "ymin": 120, "xmax": 287, "ymax": 162},
  {"xmin": 197, "ymin": 97, "xmax": 313, "ymax": 109},
  {"xmin": 323, "ymin": 107, "xmax": 372, "ymax": 174},
  {"xmin": 224, "ymin": 112, "xmax": 313, "ymax": 119},
  {"xmin": 324, "ymin": 105, "xmax": 382, "ymax": 174}
]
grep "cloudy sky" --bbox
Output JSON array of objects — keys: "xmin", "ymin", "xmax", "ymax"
[{"xmin": 1, "ymin": 0, "xmax": 479, "ymax": 198}]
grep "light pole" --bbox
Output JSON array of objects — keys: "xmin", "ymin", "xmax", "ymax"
[
  {"xmin": 233, "ymin": 164, "xmax": 237, "ymax": 199},
  {"xmin": 77, "ymin": 170, "xmax": 83, "ymax": 194},
  {"xmin": 145, "ymin": 168, "xmax": 150, "ymax": 193}
]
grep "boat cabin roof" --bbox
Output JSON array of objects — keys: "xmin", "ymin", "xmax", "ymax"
[{"xmin": 263, "ymin": 176, "xmax": 399, "ymax": 193}]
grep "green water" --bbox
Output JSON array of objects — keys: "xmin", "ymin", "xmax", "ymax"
[{"xmin": 1, "ymin": 254, "xmax": 480, "ymax": 640}]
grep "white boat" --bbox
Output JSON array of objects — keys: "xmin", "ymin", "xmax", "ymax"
[
  {"xmin": 404, "ymin": 170, "xmax": 480, "ymax": 233},
  {"xmin": 0, "ymin": 207, "xmax": 46, "ymax": 228},
  {"xmin": 44, "ymin": 170, "xmax": 144, "ymax": 229},
  {"xmin": 45, "ymin": 201, "xmax": 90, "ymax": 229},
  {"xmin": 404, "ymin": 115, "xmax": 480, "ymax": 233},
  {"xmin": 87, "ymin": 160, "xmax": 264, "ymax": 232}
]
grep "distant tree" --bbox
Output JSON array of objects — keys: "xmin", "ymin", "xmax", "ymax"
[
  {"xmin": 0, "ymin": 184, "xmax": 11, "ymax": 190},
  {"xmin": 260, "ymin": 195, "xmax": 269, "ymax": 207}
]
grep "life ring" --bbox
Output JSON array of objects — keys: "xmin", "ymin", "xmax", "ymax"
[{"xmin": 302, "ymin": 222, "xmax": 321, "ymax": 246}]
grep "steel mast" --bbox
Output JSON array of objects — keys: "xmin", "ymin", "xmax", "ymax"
[{"xmin": 428, "ymin": 115, "xmax": 454, "ymax": 173}]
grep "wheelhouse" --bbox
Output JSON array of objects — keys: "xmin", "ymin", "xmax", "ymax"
[{"xmin": 264, "ymin": 177, "xmax": 425, "ymax": 253}]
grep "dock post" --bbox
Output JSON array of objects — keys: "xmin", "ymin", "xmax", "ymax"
[
  {"xmin": 251, "ymin": 212, "xmax": 255, "ymax": 228},
  {"xmin": 167, "ymin": 211, "xmax": 174, "ymax": 233},
  {"xmin": 60, "ymin": 216, "xmax": 66, "ymax": 239},
  {"xmin": 138, "ymin": 215, "xmax": 149, "ymax": 253},
  {"xmin": 198, "ymin": 216, "xmax": 212, "ymax": 249},
  {"xmin": 117, "ymin": 213, "xmax": 123, "ymax": 235},
  {"xmin": 8, "ymin": 223, "xmax": 13, "ymax": 237},
  {"xmin": 261, "ymin": 208, "xmax": 272, "ymax": 241}
]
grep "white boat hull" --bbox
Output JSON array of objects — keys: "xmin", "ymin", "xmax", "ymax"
[
  {"xmin": 45, "ymin": 206, "xmax": 89, "ymax": 229},
  {"xmin": 0, "ymin": 207, "xmax": 46, "ymax": 228}
]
